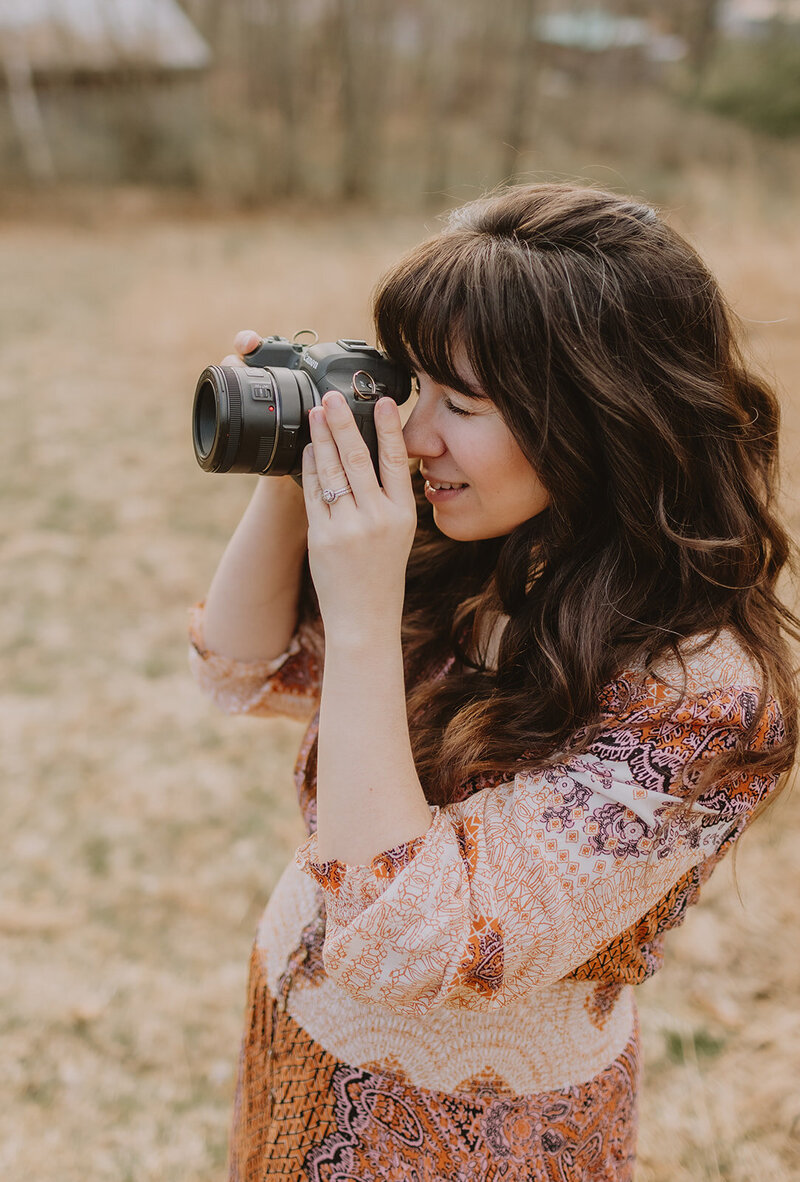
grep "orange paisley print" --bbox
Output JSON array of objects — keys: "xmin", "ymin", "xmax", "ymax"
[
  {"xmin": 230, "ymin": 943, "xmax": 640, "ymax": 1182},
  {"xmin": 190, "ymin": 605, "xmax": 782, "ymax": 1181}
]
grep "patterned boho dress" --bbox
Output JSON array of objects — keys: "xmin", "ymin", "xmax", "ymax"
[{"xmin": 189, "ymin": 602, "xmax": 782, "ymax": 1182}]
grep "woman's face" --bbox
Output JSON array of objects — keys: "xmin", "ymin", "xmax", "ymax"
[{"xmin": 402, "ymin": 347, "xmax": 550, "ymax": 541}]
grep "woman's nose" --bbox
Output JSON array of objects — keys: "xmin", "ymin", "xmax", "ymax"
[{"xmin": 402, "ymin": 400, "xmax": 445, "ymax": 459}]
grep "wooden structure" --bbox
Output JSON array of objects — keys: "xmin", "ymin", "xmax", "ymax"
[{"xmin": 0, "ymin": 0, "xmax": 211, "ymax": 180}]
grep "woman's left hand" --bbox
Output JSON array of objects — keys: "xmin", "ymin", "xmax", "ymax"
[{"xmin": 303, "ymin": 390, "xmax": 417, "ymax": 641}]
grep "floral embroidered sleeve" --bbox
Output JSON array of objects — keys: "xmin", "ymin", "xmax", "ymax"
[
  {"xmin": 295, "ymin": 671, "xmax": 783, "ymax": 1016},
  {"xmin": 188, "ymin": 601, "xmax": 323, "ymax": 721}
]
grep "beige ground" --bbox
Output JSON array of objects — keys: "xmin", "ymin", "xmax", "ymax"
[{"xmin": 1, "ymin": 192, "xmax": 798, "ymax": 1181}]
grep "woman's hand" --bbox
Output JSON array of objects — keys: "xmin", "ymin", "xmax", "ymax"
[
  {"xmin": 220, "ymin": 329, "xmax": 261, "ymax": 367},
  {"xmin": 303, "ymin": 390, "xmax": 416, "ymax": 642},
  {"xmin": 307, "ymin": 390, "xmax": 429, "ymax": 862}
]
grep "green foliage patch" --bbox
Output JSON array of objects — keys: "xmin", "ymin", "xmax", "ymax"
[{"xmin": 698, "ymin": 37, "xmax": 800, "ymax": 138}]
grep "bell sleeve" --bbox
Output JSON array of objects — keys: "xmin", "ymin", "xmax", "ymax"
[
  {"xmin": 188, "ymin": 601, "xmax": 323, "ymax": 721},
  {"xmin": 294, "ymin": 678, "xmax": 783, "ymax": 1015}
]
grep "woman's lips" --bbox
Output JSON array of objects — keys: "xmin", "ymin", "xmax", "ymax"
[{"xmin": 424, "ymin": 481, "xmax": 468, "ymax": 504}]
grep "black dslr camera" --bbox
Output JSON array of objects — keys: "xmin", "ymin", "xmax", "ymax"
[{"xmin": 192, "ymin": 333, "xmax": 411, "ymax": 483}]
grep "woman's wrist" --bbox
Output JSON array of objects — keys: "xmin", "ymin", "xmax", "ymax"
[
  {"xmin": 202, "ymin": 475, "xmax": 310, "ymax": 661},
  {"xmin": 316, "ymin": 623, "xmax": 428, "ymax": 864},
  {"xmin": 322, "ymin": 614, "xmax": 403, "ymax": 656},
  {"xmin": 254, "ymin": 471, "xmax": 307, "ymax": 516}
]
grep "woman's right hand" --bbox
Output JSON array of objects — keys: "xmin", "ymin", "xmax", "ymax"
[{"xmin": 220, "ymin": 329, "xmax": 262, "ymax": 367}]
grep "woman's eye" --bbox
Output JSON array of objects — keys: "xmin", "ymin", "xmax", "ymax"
[{"xmin": 444, "ymin": 397, "xmax": 471, "ymax": 417}]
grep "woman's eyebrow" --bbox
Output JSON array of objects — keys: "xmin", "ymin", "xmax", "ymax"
[
  {"xmin": 405, "ymin": 352, "xmax": 490, "ymax": 400},
  {"xmin": 460, "ymin": 383, "xmax": 490, "ymax": 400},
  {"xmin": 450, "ymin": 375, "xmax": 490, "ymax": 400}
]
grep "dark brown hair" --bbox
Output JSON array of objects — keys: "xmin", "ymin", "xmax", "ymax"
[{"xmin": 366, "ymin": 183, "xmax": 798, "ymax": 808}]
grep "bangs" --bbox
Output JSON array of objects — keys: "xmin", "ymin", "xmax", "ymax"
[{"xmin": 373, "ymin": 234, "xmax": 501, "ymax": 401}]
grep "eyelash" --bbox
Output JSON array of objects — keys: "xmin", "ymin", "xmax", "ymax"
[
  {"xmin": 411, "ymin": 377, "xmax": 471, "ymax": 418},
  {"xmin": 444, "ymin": 397, "xmax": 471, "ymax": 417}
]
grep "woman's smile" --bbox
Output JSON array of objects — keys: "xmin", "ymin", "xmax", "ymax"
[{"xmin": 422, "ymin": 478, "xmax": 469, "ymax": 504}]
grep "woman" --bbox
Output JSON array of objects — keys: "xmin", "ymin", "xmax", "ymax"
[{"xmin": 190, "ymin": 184, "xmax": 797, "ymax": 1181}]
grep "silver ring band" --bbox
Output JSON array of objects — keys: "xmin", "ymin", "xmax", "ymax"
[{"xmin": 320, "ymin": 484, "xmax": 352, "ymax": 504}]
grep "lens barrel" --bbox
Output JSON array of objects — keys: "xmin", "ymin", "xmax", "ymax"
[{"xmin": 192, "ymin": 364, "xmax": 317, "ymax": 475}]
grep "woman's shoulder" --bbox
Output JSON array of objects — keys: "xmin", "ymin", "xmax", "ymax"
[
  {"xmin": 598, "ymin": 629, "xmax": 772, "ymax": 734},
  {"xmin": 645, "ymin": 628, "xmax": 764, "ymax": 697},
  {"xmin": 598, "ymin": 628, "xmax": 785, "ymax": 754}
]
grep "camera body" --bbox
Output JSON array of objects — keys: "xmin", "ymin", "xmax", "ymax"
[{"xmin": 192, "ymin": 334, "xmax": 411, "ymax": 482}]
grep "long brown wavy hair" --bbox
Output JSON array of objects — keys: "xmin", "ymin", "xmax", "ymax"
[{"xmin": 360, "ymin": 183, "xmax": 798, "ymax": 809}]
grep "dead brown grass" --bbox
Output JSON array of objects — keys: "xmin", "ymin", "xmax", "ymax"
[{"xmin": 1, "ymin": 189, "xmax": 798, "ymax": 1180}]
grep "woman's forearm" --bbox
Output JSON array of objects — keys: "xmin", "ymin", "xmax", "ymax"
[
  {"xmin": 203, "ymin": 476, "xmax": 309, "ymax": 662},
  {"xmin": 315, "ymin": 627, "xmax": 432, "ymax": 865}
]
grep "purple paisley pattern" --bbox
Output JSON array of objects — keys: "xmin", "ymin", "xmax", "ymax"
[
  {"xmin": 540, "ymin": 767, "xmax": 595, "ymax": 833},
  {"xmin": 585, "ymin": 802, "xmax": 658, "ymax": 860}
]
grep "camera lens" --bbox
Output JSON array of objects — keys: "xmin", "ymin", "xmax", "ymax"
[
  {"xmin": 194, "ymin": 378, "xmax": 218, "ymax": 461},
  {"xmin": 192, "ymin": 364, "xmax": 317, "ymax": 475}
]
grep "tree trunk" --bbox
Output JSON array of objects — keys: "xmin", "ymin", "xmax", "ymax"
[
  {"xmin": 272, "ymin": 0, "xmax": 301, "ymax": 197},
  {"xmin": 2, "ymin": 33, "xmax": 55, "ymax": 183},
  {"xmin": 420, "ymin": 0, "xmax": 456, "ymax": 200},
  {"xmin": 336, "ymin": 0, "xmax": 390, "ymax": 201},
  {"xmin": 686, "ymin": 0, "xmax": 722, "ymax": 92},
  {"xmin": 500, "ymin": 0, "xmax": 538, "ymax": 184}
]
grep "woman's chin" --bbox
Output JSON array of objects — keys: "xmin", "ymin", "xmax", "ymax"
[{"xmin": 432, "ymin": 510, "xmax": 483, "ymax": 542}]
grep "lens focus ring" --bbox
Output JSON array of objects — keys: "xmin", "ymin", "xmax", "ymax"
[
  {"xmin": 219, "ymin": 367, "xmax": 243, "ymax": 472},
  {"xmin": 254, "ymin": 436, "xmax": 274, "ymax": 472}
]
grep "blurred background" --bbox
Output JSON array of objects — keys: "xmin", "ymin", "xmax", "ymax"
[
  {"xmin": 1, "ymin": 2, "xmax": 799, "ymax": 1180},
  {"xmin": 2, "ymin": 0, "xmax": 800, "ymax": 207}
]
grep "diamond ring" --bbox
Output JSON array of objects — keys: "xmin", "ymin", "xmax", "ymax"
[{"xmin": 320, "ymin": 484, "xmax": 352, "ymax": 504}]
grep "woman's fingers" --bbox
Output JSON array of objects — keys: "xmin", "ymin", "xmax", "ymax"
[
  {"xmin": 311, "ymin": 392, "xmax": 376, "ymax": 506},
  {"xmin": 220, "ymin": 329, "xmax": 261, "ymax": 367},
  {"xmin": 234, "ymin": 329, "xmax": 261, "ymax": 357},
  {"xmin": 375, "ymin": 398, "xmax": 413, "ymax": 504},
  {"xmin": 302, "ymin": 442, "xmax": 327, "ymax": 525},
  {"xmin": 308, "ymin": 393, "xmax": 413, "ymax": 511}
]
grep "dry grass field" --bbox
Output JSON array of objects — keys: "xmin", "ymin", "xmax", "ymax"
[{"xmin": 1, "ymin": 187, "xmax": 799, "ymax": 1181}]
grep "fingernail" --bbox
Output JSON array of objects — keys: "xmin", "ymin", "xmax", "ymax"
[{"xmin": 322, "ymin": 390, "xmax": 345, "ymax": 408}]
